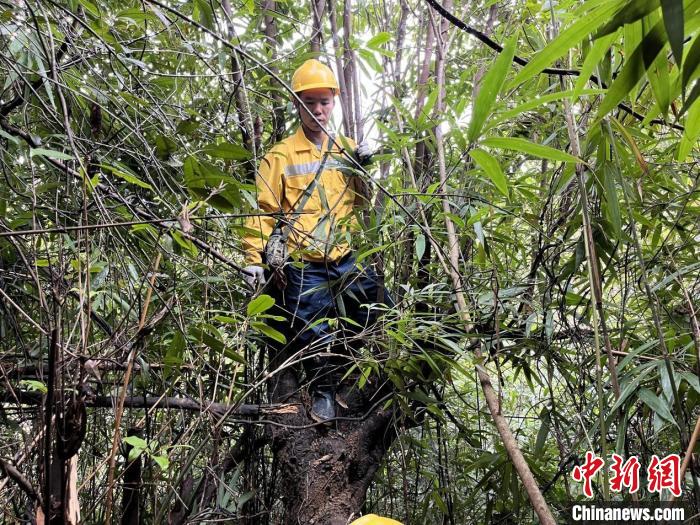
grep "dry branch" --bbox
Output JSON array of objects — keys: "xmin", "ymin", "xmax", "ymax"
[{"xmin": 2, "ymin": 391, "xmax": 299, "ymax": 418}]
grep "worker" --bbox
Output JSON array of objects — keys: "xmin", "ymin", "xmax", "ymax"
[{"xmin": 242, "ymin": 59, "xmax": 390, "ymax": 422}]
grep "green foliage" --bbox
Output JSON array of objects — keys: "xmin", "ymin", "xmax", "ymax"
[{"xmin": 0, "ymin": 0, "xmax": 698, "ymax": 522}]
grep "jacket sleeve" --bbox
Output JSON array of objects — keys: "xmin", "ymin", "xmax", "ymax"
[{"xmin": 242, "ymin": 148, "xmax": 285, "ymax": 264}]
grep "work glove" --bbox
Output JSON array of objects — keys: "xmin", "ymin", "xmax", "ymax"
[
  {"xmin": 355, "ymin": 141, "xmax": 374, "ymax": 166},
  {"xmin": 243, "ymin": 265, "xmax": 266, "ymax": 289}
]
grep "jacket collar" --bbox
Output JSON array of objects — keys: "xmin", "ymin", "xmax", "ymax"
[{"xmin": 291, "ymin": 126, "xmax": 336, "ymax": 153}]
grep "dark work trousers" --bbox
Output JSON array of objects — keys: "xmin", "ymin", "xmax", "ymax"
[{"xmin": 266, "ymin": 253, "xmax": 392, "ymax": 392}]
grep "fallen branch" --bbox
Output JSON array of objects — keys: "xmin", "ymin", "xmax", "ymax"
[{"xmin": 2, "ymin": 391, "xmax": 300, "ymax": 418}]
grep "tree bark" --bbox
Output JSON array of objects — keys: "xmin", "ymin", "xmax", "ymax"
[
  {"xmin": 268, "ymin": 363, "xmax": 396, "ymax": 524},
  {"xmin": 121, "ymin": 428, "xmax": 142, "ymax": 525}
]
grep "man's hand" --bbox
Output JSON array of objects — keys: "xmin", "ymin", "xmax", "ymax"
[
  {"xmin": 355, "ymin": 141, "xmax": 374, "ymax": 166},
  {"xmin": 243, "ymin": 265, "xmax": 266, "ymax": 289}
]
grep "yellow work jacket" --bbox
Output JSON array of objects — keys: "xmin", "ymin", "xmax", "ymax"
[{"xmin": 243, "ymin": 127, "xmax": 361, "ymax": 265}]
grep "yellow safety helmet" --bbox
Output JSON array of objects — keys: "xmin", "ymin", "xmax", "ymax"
[
  {"xmin": 349, "ymin": 514, "xmax": 403, "ymax": 525},
  {"xmin": 291, "ymin": 59, "xmax": 340, "ymax": 94}
]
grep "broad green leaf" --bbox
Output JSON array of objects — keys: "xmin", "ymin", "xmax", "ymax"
[
  {"xmin": 660, "ymin": 0, "xmax": 684, "ymax": 65},
  {"xmin": 152, "ymin": 455, "xmax": 170, "ymax": 471},
  {"xmin": 203, "ymin": 142, "xmax": 252, "ymax": 160},
  {"xmin": 468, "ymin": 34, "xmax": 516, "ymax": 142},
  {"xmin": 482, "ymin": 137, "xmax": 580, "ymax": 163},
  {"xmin": 171, "ymin": 230, "xmax": 198, "ymax": 257},
  {"xmin": 123, "ymin": 435, "xmax": 148, "ymax": 449},
  {"xmin": 418, "ymin": 88, "xmax": 439, "ymax": 127},
  {"xmin": 638, "ymin": 388, "xmax": 676, "ymax": 424},
  {"xmin": 29, "ymin": 148, "xmax": 73, "ymax": 160},
  {"xmin": 356, "ymin": 244, "xmax": 389, "ymax": 264},
  {"xmin": 183, "ymin": 157, "xmax": 241, "ymax": 211},
  {"xmin": 595, "ymin": 18, "xmax": 666, "ymax": 120},
  {"xmin": 470, "ymin": 148, "xmax": 509, "ymax": 196},
  {"xmin": 128, "ymin": 447, "xmax": 144, "ymax": 462},
  {"xmin": 358, "ymin": 48, "xmax": 383, "ymax": 73},
  {"xmin": 251, "ymin": 321, "xmax": 287, "ymax": 344},
  {"xmin": 247, "ymin": 294, "xmax": 275, "ymax": 316},
  {"xmin": 19, "ymin": 379, "xmax": 48, "ymax": 394},
  {"xmin": 511, "ymin": 1, "xmax": 619, "ymax": 87}
]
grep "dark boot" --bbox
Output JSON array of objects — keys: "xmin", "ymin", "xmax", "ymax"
[{"xmin": 310, "ymin": 389, "xmax": 335, "ymax": 422}]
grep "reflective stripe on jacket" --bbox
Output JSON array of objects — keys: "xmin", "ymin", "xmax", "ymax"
[{"xmin": 243, "ymin": 127, "xmax": 361, "ymax": 264}]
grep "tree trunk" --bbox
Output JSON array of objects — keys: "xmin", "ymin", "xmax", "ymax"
[{"xmin": 268, "ymin": 362, "xmax": 396, "ymax": 524}]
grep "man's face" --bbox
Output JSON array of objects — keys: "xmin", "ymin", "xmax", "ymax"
[{"xmin": 295, "ymin": 88, "xmax": 335, "ymax": 132}]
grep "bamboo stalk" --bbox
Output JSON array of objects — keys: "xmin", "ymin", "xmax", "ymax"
[
  {"xmin": 670, "ymin": 415, "xmax": 700, "ymax": 503},
  {"xmin": 432, "ymin": 6, "xmax": 556, "ymax": 522},
  {"xmin": 103, "ymin": 252, "xmax": 161, "ymax": 523}
]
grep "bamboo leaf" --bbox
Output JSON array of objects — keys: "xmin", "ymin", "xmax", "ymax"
[
  {"xmin": 646, "ymin": 50, "xmax": 671, "ymax": 114},
  {"xmin": 603, "ymin": 164, "xmax": 622, "ymax": 237},
  {"xmin": 482, "ymin": 137, "xmax": 580, "ymax": 163},
  {"xmin": 595, "ymin": 19, "xmax": 666, "ymax": 119},
  {"xmin": 101, "ymin": 164, "xmax": 153, "ymax": 190},
  {"xmin": 494, "ymin": 89, "xmax": 604, "ymax": 123},
  {"xmin": 468, "ymin": 34, "xmax": 517, "ymax": 142},
  {"xmin": 251, "ymin": 321, "xmax": 287, "ymax": 344},
  {"xmin": 638, "ymin": 388, "xmax": 676, "ymax": 424},
  {"xmin": 660, "ymin": 0, "xmax": 684, "ymax": 65},
  {"xmin": 680, "ymin": 79, "xmax": 700, "ymax": 115},
  {"xmin": 574, "ymin": 35, "xmax": 617, "ymax": 99},
  {"xmin": 470, "ymin": 148, "xmax": 509, "ymax": 196},
  {"xmin": 610, "ymin": 118, "xmax": 649, "ymax": 174},
  {"xmin": 677, "ymin": 92, "xmax": 700, "ymax": 159},
  {"xmin": 595, "ymin": 0, "xmax": 661, "ymax": 37},
  {"xmin": 415, "ymin": 233, "xmax": 426, "ymax": 260},
  {"xmin": 511, "ymin": 1, "xmax": 619, "ymax": 87},
  {"xmin": 682, "ymin": 34, "xmax": 700, "ymax": 89},
  {"xmin": 367, "ymin": 32, "xmax": 391, "ymax": 49},
  {"xmin": 535, "ymin": 409, "xmax": 551, "ymax": 454},
  {"xmin": 29, "ymin": 148, "xmax": 73, "ymax": 160},
  {"xmin": 203, "ymin": 142, "xmax": 251, "ymax": 160}
]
